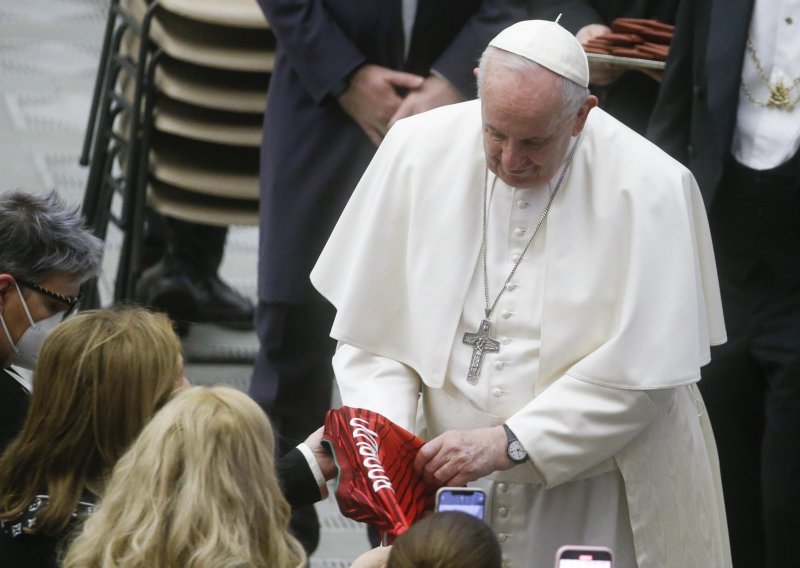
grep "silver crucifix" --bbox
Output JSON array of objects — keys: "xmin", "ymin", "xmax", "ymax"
[{"xmin": 462, "ymin": 319, "xmax": 500, "ymax": 384}]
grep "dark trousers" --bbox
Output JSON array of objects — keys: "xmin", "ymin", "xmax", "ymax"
[
  {"xmin": 249, "ymin": 298, "xmax": 337, "ymax": 554},
  {"xmin": 703, "ymin": 155, "xmax": 800, "ymax": 568},
  {"xmin": 142, "ymin": 212, "xmax": 228, "ymax": 276}
]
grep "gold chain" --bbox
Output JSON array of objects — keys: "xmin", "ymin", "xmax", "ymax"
[{"xmin": 740, "ymin": 37, "xmax": 800, "ymax": 110}]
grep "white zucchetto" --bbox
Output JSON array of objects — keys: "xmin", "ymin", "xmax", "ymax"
[{"xmin": 489, "ymin": 20, "xmax": 589, "ymax": 88}]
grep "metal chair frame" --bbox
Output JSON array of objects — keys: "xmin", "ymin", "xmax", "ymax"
[{"xmin": 80, "ymin": 0, "xmax": 160, "ymax": 308}]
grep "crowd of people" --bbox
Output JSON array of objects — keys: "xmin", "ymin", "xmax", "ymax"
[{"xmin": 2, "ymin": 1, "xmax": 798, "ymax": 566}]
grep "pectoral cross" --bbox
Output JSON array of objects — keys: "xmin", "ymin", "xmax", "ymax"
[{"xmin": 462, "ymin": 319, "xmax": 500, "ymax": 385}]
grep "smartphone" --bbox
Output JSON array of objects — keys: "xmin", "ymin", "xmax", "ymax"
[
  {"xmin": 434, "ymin": 487, "xmax": 487, "ymax": 521},
  {"xmin": 555, "ymin": 545, "xmax": 614, "ymax": 568}
]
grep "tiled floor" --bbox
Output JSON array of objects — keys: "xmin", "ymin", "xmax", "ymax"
[{"xmin": 0, "ymin": 0, "xmax": 369, "ymax": 564}]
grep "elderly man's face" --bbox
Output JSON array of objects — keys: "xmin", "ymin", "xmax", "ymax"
[{"xmin": 481, "ymin": 63, "xmax": 590, "ymax": 190}]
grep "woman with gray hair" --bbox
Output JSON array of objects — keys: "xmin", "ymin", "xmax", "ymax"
[{"xmin": 0, "ymin": 189, "xmax": 102, "ymax": 450}]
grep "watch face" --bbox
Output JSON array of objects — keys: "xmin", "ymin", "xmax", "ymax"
[{"xmin": 508, "ymin": 440, "xmax": 527, "ymax": 462}]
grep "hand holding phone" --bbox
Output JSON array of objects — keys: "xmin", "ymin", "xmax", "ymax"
[{"xmin": 555, "ymin": 545, "xmax": 614, "ymax": 568}]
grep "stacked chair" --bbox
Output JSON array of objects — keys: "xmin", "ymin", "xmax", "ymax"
[{"xmin": 80, "ymin": 0, "xmax": 272, "ymax": 308}]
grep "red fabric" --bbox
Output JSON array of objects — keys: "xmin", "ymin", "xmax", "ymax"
[{"xmin": 322, "ymin": 407, "xmax": 439, "ymax": 541}]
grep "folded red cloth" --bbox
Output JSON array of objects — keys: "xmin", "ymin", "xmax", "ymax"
[{"xmin": 322, "ymin": 407, "xmax": 440, "ymax": 541}]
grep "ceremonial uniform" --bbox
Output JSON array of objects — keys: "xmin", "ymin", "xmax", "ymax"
[{"xmin": 648, "ymin": 1, "xmax": 800, "ymax": 564}]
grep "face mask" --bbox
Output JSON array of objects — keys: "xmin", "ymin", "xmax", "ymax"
[{"xmin": 0, "ymin": 281, "xmax": 65, "ymax": 370}]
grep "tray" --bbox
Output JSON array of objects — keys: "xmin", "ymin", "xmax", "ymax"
[{"xmin": 587, "ymin": 53, "xmax": 666, "ymax": 71}]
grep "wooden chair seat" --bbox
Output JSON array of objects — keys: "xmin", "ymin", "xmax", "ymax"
[
  {"xmin": 157, "ymin": 0, "xmax": 269, "ymax": 29},
  {"xmin": 154, "ymin": 96, "xmax": 262, "ymax": 147},
  {"xmin": 149, "ymin": 179, "xmax": 259, "ymax": 227},
  {"xmin": 155, "ymin": 57, "xmax": 268, "ymax": 113},
  {"xmin": 149, "ymin": 132, "xmax": 259, "ymax": 200},
  {"xmin": 127, "ymin": 0, "xmax": 275, "ymax": 72}
]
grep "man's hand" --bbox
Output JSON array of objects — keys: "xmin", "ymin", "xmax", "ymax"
[
  {"xmin": 414, "ymin": 426, "xmax": 514, "ymax": 487},
  {"xmin": 388, "ymin": 74, "xmax": 462, "ymax": 127},
  {"xmin": 303, "ymin": 426, "xmax": 337, "ymax": 481},
  {"xmin": 338, "ymin": 64, "xmax": 425, "ymax": 145},
  {"xmin": 577, "ymin": 23, "xmax": 626, "ymax": 87}
]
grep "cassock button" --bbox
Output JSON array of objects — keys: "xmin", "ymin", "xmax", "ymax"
[
  {"xmin": 494, "ymin": 361, "xmax": 504, "ymax": 370},
  {"xmin": 510, "ymin": 254, "xmax": 520, "ymax": 263},
  {"xmin": 502, "ymin": 311, "xmax": 514, "ymax": 319},
  {"xmin": 498, "ymin": 507, "xmax": 509, "ymax": 517},
  {"xmin": 518, "ymin": 200, "xmax": 529, "ymax": 209},
  {"xmin": 500, "ymin": 336, "xmax": 511, "ymax": 344},
  {"xmin": 498, "ymin": 482, "xmax": 508, "ymax": 492},
  {"xmin": 514, "ymin": 227, "xmax": 526, "ymax": 237},
  {"xmin": 506, "ymin": 282, "xmax": 518, "ymax": 290},
  {"xmin": 498, "ymin": 533, "xmax": 509, "ymax": 543},
  {"xmin": 492, "ymin": 388, "xmax": 504, "ymax": 397}
]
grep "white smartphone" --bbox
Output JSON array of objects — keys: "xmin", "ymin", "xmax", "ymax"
[
  {"xmin": 555, "ymin": 545, "xmax": 614, "ymax": 568},
  {"xmin": 434, "ymin": 487, "xmax": 487, "ymax": 521}
]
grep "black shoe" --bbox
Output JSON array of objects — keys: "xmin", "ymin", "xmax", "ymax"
[{"xmin": 135, "ymin": 261, "xmax": 254, "ymax": 332}]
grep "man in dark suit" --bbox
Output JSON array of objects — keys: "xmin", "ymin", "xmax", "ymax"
[
  {"xmin": 249, "ymin": 0, "xmax": 525, "ymax": 553},
  {"xmin": 528, "ymin": 0, "xmax": 678, "ymax": 135},
  {"xmin": 648, "ymin": 1, "xmax": 800, "ymax": 566}
]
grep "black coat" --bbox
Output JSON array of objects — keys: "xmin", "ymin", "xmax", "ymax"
[
  {"xmin": 254, "ymin": 0, "xmax": 526, "ymax": 302},
  {"xmin": 647, "ymin": 0, "xmax": 755, "ymax": 206},
  {"xmin": 0, "ymin": 367, "xmax": 29, "ymax": 453}
]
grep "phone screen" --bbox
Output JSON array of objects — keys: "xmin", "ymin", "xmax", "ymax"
[
  {"xmin": 435, "ymin": 489, "xmax": 486, "ymax": 520},
  {"xmin": 556, "ymin": 548, "xmax": 613, "ymax": 568}
]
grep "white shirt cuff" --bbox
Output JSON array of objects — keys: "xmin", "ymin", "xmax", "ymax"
[{"xmin": 297, "ymin": 442, "xmax": 329, "ymax": 500}]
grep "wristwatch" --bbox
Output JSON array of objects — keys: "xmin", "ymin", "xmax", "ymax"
[{"xmin": 503, "ymin": 424, "xmax": 528, "ymax": 464}]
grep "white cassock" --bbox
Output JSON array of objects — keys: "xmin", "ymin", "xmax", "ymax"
[{"xmin": 311, "ymin": 99, "xmax": 732, "ymax": 568}]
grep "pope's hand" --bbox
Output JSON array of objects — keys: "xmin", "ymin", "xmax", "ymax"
[
  {"xmin": 338, "ymin": 64, "xmax": 425, "ymax": 146},
  {"xmin": 388, "ymin": 74, "xmax": 462, "ymax": 128},
  {"xmin": 414, "ymin": 426, "xmax": 514, "ymax": 487}
]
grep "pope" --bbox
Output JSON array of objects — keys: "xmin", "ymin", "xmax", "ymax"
[{"xmin": 312, "ymin": 20, "xmax": 732, "ymax": 567}]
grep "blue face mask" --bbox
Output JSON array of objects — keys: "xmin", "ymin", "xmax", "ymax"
[{"xmin": 0, "ymin": 281, "xmax": 65, "ymax": 370}]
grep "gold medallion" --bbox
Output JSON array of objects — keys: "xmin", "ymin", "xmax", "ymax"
[{"xmin": 768, "ymin": 79, "xmax": 793, "ymax": 110}]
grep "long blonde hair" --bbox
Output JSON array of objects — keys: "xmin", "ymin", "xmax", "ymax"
[
  {"xmin": 0, "ymin": 307, "xmax": 181, "ymax": 535},
  {"xmin": 64, "ymin": 386, "xmax": 307, "ymax": 568}
]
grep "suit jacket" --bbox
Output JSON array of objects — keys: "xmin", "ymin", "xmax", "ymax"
[
  {"xmin": 277, "ymin": 446, "xmax": 324, "ymax": 508},
  {"xmin": 528, "ymin": 0, "xmax": 679, "ymax": 135},
  {"xmin": 647, "ymin": 0, "xmax": 755, "ymax": 207},
  {"xmin": 255, "ymin": 0, "xmax": 526, "ymax": 303},
  {"xmin": 0, "ymin": 367, "xmax": 29, "ymax": 453}
]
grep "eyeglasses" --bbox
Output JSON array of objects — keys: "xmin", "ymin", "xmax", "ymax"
[{"xmin": 16, "ymin": 278, "xmax": 82, "ymax": 317}]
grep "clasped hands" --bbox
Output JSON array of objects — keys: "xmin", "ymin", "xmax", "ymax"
[{"xmin": 337, "ymin": 64, "xmax": 462, "ymax": 146}]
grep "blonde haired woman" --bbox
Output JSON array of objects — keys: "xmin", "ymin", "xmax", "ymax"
[
  {"xmin": 65, "ymin": 386, "xmax": 307, "ymax": 568},
  {"xmin": 0, "ymin": 307, "xmax": 183, "ymax": 567}
]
